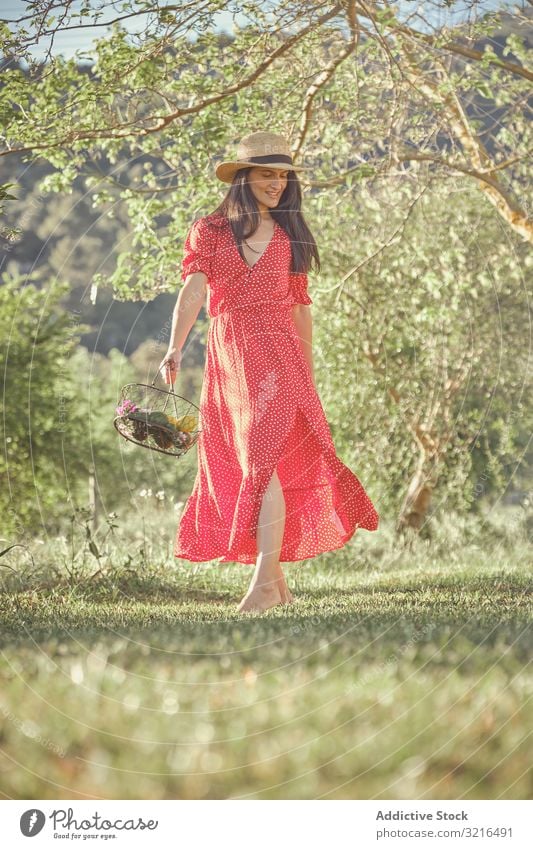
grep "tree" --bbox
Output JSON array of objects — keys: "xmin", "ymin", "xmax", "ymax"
[
  {"xmin": 316, "ymin": 173, "xmax": 531, "ymax": 532},
  {"xmin": 0, "ymin": 273, "xmax": 90, "ymax": 538},
  {"xmin": 1, "ymin": 1, "xmax": 530, "ymax": 533},
  {"xmin": 0, "ymin": 275, "xmax": 199, "ymax": 540},
  {"xmin": 0, "ymin": 1, "xmax": 530, "ymax": 281}
]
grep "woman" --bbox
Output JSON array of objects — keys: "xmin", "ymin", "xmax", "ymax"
[{"xmin": 159, "ymin": 131, "xmax": 379, "ymax": 614}]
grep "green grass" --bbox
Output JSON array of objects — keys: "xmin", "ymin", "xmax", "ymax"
[{"xmin": 0, "ymin": 505, "xmax": 531, "ymax": 800}]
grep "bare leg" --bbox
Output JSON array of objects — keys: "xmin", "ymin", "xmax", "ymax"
[
  {"xmin": 237, "ymin": 469, "xmax": 293, "ymax": 612},
  {"xmin": 259, "ymin": 470, "xmax": 293, "ymax": 604}
]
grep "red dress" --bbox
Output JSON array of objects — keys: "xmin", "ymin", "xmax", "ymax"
[{"xmin": 174, "ymin": 213, "xmax": 379, "ymax": 564}]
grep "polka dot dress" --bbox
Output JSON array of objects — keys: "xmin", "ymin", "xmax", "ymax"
[{"xmin": 174, "ymin": 212, "xmax": 379, "ymax": 564}]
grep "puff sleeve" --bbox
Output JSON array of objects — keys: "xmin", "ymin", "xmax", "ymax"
[
  {"xmin": 289, "ymin": 271, "xmax": 313, "ymax": 305},
  {"xmin": 181, "ymin": 217, "xmax": 212, "ymax": 284}
]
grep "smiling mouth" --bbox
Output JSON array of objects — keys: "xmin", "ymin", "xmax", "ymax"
[{"xmin": 266, "ymin": 192, "xmax": 280, "ymax": 198}]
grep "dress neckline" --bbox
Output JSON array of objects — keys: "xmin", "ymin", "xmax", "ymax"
[{"xmin": 226, "ymin": 218, "xmax": 279, "ymax": 272}]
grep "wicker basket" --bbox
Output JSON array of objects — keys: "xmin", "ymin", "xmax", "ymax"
[{"xmin": 113, "ymin": 380, "xmax": 201, "ymax": 457}]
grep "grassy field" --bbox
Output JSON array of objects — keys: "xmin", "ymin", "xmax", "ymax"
[{"xmin": 0, "ymin": 504, "xmax": 531, "ymax": 800}]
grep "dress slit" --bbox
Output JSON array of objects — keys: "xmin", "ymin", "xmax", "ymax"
[
  {"xmin": 252, "ymin": 402, "xmax": 301, "ymax": 544},
  {"xmin": 225, "ymin": 401, "xmax": 302, "ymax": 558}
]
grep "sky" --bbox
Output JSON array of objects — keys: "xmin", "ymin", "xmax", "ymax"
[
  {"xmin": 1, "ymin": 1, "xmax": 520, "ymax": 62},
  {"xmin": 2, "ymin": 1, "xmax": 251, "ymax": 60}
]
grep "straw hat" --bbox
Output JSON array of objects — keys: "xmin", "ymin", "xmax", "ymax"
[{"xmin": 215, "ymin": 131, "xmax": 309, "ymax": 183}]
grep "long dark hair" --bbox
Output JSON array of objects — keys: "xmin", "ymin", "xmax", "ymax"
[{"xmin": 208, "ymin": 168, "xmax": 320, "ymax": 275}]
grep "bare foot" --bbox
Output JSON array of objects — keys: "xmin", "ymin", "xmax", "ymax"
[
  {"xmin": 277, "ymin": 577, "xmax": 294, "ymax": 604},
  {"xmin": 237, "ymin": 581, "xmax": 282, "ymax": 613},
  {"xmin": 274, "ymin": 562, "xmax": 294, "ymax": 604}
]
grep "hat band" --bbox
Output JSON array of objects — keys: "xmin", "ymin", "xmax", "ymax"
[{"xmin": 240, "ymin": 153, "xmax": 293, "ymax": 166}]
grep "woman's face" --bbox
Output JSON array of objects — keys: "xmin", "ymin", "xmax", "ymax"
[{"xmin": 247, "ymin": 166, "xmax": 289, "ymax": 211}]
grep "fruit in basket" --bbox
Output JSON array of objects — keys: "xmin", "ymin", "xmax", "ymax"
[
  {"xmin": 162, "ymin": 416, "xmax": 196, "ymax": 449},
  {"xmin": 131, "ymin": 419, "xmax": 148, "ymax": 442},
  {"xmin": 152, "ymin": 427, "xmax": 174, "ymax": 450},
  {"xmin": 174, "ymin": 430, "xmax": 191, "ymax": 448},
  {"xmin": 116, "ymin": 400, "xmax": 196, "ymax": 453},
  {"xmin": 147, "ymin": 411, "xmax": 170, "ymax": 426},
  {"xmin": 168, "ymin": 414, "xmax": 197, "ymax": 432},
  {"xmin": 172, "ymin": 431, "xmax": 185, "ymax": 448},
  {"xmin": 128, "ymin": 409, "xmax": 151, "ymax": 423}
]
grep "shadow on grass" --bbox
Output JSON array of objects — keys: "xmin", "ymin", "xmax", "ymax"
[{"xmin": 1, "ymin": 573, "xmax": 531, "ymax": 666}]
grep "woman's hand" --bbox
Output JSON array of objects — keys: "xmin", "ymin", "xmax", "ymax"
[{"xmin": 158, "ymin": 349, "xmax": 181, "ymax": 384}]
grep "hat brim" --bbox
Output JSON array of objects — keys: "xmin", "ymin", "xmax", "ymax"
[{"xmin": 215, "ymin": 160, "xmax": 309, "ymax": 183}]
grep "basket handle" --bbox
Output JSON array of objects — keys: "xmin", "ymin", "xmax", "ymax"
[
  {"xmin": 152, "ymin": 367, "xmax": 175, "ymax": 392},
  {"xmin": 151, "ymin": 369, "xmax": 175, "ymax": 415}
]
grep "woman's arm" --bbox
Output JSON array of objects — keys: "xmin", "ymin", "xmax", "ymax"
[
  {"xmin": 291, "ymin": 304, "xmax": 315, "ymax": 387},
  {"xmin": 160, "ymin": 272, "xmax": 207, "ymax": 382},
  {"xmin": 168, "ymin": 272, "xmax": 207, "ymax": 352}
]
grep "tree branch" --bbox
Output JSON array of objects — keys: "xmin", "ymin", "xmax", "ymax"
[{"xmin": 0, "ymin": 2, "xmax": 344, "ymax": 157}]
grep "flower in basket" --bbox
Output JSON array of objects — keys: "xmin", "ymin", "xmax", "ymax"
[{"xmin": 116, "ymin": 399, "xmax": 138, "ymax": 417}]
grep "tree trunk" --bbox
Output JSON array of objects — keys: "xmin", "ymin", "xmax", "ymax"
[{"xmin": 396, "ymin": 464, "xmax": 434, "ymax": 534}]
